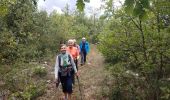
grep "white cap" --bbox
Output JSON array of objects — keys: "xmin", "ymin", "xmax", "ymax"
[
  {"xmin": 68, "ymin": 39, "xmax": 74, "ymax": 44},
  {"xmin": 82, "ymin": 37, "xmax": 86, "ymax": 40}
]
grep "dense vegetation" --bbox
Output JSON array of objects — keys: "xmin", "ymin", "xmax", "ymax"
[
  {"xmin": 0, "ymin": 0, "xmax": 98, "ymax": 99},
  {"xmin": 0, "ymin": 0, "xmax": 169, "ymax": 100},
  {"xmin": 98, "ymin": 0, "xmax": 170, "ymax": 99}
]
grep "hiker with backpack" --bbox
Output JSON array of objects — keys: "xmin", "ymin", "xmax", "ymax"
[
  {"xmin": 79, "ymin": 37, "xmax": 90, "ymax": 66},
  {"xmin": 54, "ymin": 45, "xmax": 79, "ymax": 100},
  {"xmin": 66, "ymin": 39, "xmax": 79, "ymax": 85}
]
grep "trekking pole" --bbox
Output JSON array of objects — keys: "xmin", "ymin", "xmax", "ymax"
[{"xmin": 76, "ymin": 76, "xmax": 83, "ymax": 100}]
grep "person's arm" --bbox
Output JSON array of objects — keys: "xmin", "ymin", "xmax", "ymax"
[
  {"xmin": 70, "ymin": 54, "xmax": 77, "ymax": 73},
  {"xmin": 77, "ymin": 45, "xmax": 80, "ymax": 58},
  {"xmin": 54, "ymin": 56, "xmax": 59, "ymax": 80},
  {"xmin": 76, "ymin": 47, "xmax": 79, "ymax": 59},
  {"xmin": 78, "ymin": 45, "xmax": 81, "ymax": 53}
]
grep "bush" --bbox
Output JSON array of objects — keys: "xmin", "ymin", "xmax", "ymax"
[
  {"xmin": 10, "ymin": 83, "xmax": 45, "ymax": 100},
  {"xmin": 33, "ymin": 66, "xmax": 47, "ymax": 78},
  {"xmin": 22, "ymin": 83, "xmax": 45, "ymax": 100}
]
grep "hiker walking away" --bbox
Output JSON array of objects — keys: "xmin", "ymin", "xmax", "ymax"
[
  {"xmin": 54, "ymin": 45, "xmax": 79, "ymax": 100},
  {"xmin": 66, "ymin": 39, "xmax": 79, "ymax": 85},
  {"xmin": 79, "ymin": 37, "xmax": 90, "ymax": 66}
]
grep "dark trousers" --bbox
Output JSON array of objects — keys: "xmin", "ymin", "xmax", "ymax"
[
  {"xmin": 59, "ymin": 73, "xmax": 73, "ymax": 94},
  {"xmin": 74, "ymin": 59, "xmax": 78, "ymax": 70},
  {"xmin": 81, "ymin": 51, "xmax": 87, "ymax": 64}
]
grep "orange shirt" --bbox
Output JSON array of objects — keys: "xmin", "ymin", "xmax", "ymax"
[{"xmin": 66, "ymin": 47, "xmax": 79, "ymax": 60}]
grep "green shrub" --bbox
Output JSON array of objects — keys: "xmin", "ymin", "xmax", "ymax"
[
  {"xmin": 10, "ymin": 83, "xmax": 45, "ymax": 100},
  {"xmin": 22, "ymin": 83, "xmax": 45, "ymax": 100},
  {"xmin": 33, "ymin": 66, "xmax": 47, "ymax": 77}
]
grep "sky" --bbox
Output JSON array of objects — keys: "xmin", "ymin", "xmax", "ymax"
[{"xmin": 38, "ymin": 0, "xmax": 124, "ymax": 16}]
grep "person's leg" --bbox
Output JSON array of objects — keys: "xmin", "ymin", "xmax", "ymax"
[
  {"xmin": 71, "ymin": 70, "xmax": 75, "ymax": 85},
  {"xmin": 72, "ymin": 59, "xmax": 78, "ymax": 85},
  {"xmin": 66, "ymin": 76, "xmax": 73, "ymax": 100},
  {"xmin": 84, "ymin": 51, "xmax": 87, "ymax": 63},
  {"xmin": 75, "ymin": 59, "xmax": 78, "ymax": 70},
  {"xmin": 60, "ymin": 76, "xmax": 68, "ymax": 99},
  {"xmin": 64, "ymin": 92, "xmax": 67, "ymax": 100},
  {"xmin": 68, "ymin": 93, "xmax": 71, "ymax": 100},
  {"xmin": 80, "ymin": 52, "xmax": 84, "ymax": 65}
]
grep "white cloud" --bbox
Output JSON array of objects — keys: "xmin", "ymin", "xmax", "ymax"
[
  {"xmin": 52, "ymin": 6, "xmax": 63, "ymax": 14},
  {"xmin": 86, "ymin": 0, "xmax": 104, "ymax": 9},
  {"xmin": 38, "ymin": 0, "xmax": 46, "ymax": 10},
  {"xmin": 37, "ymin": 0, "xmax": 124, "ymax": 16},
  {"xmin": 114, "ymin": 0, "xmax": 124, "ymax": 8},
  {"xmin": 38, "ymin": 0, "xmax": 76, "ymax": 14}
]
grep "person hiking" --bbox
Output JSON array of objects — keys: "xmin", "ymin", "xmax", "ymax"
[
  {"xmin": 73, "ymin": 39, "xmax": 80, "ymax": 54},
  {"xmin": 66, "ymin": 39, "xmax": 79, "ymax": 85},
  {"xmin": 54, "ymin": 45, "xmax": 79, "ymax": 100},
  {"xmin": 73, "ymin": 39, "xmax": 80, "ymax": 68},
  {"xmin": 79, "ymin": 37, "xmax": 90, "ymax": 66},
  {"xmin": 66, "ymin": 39, "xmax": 79, "ymax": 70}
]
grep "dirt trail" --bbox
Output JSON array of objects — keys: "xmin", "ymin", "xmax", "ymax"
[{"xmin": 37, "ymin": 44, "xmax": 108, "ymax": 100}]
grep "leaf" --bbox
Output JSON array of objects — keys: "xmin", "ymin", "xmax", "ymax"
[
  {"xmin": 76, "ymin": 0, "xmax": 85, "ymax": 12},
  {"xmin": 124, "ymin": 0, "xmax": 135, "ymax": 14},
  {"xmin": 0, "ymin": 5, "xmax": 8, "ymax": 16},
  {"xmin": 141, "ymin": 0, "xmax": 150, "ymax": 9},
  {"xmin": 133, "ymin": 1, "xmax": 143, "ymax": 17},
  {"xmin": 139, "ymin": 9, "xmax": 149, "ymax": 21},
  {"xmin": 124, "ymin": 0, "xmax": 151, "ymax": 21}
]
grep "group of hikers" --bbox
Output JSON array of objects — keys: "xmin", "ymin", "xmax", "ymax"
[{"xmin": 54, "ymin": 37, "xmax": 90, "ymax": 100}]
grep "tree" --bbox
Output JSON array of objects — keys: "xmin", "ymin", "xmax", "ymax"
[{"xmin": 98, "ymin": 0, "xmax": 170, "ymax": 99}]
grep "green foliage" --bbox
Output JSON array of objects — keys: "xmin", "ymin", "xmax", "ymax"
[
  {"xmin": 0, "ymin": 0, "xmax": 16, "ymax": 16},
  {"xmin": 0, "ymin": 0, "xmax": 97, "ymax": 99},
  {"xmin": 10, "ymin": 83, "xmax": 45, "ymax": 100},
  {"xmin": 160, "ymin": 85, "xmax": 170, "ymax": 99},
  {"xmin": 0, "ymin": 31, "xmax": 17, "ymax": 64},
  {"xmin": 76, "ymin": 0, "xmax": 85, "ymax": 11},
  {"xmin": 2, "ymin": 63, "xmax": 46, "ymax": 99},
  {"xmin": 33, "ymin": 66, "xmax": 47, "ymax": 78},
  {"xmin": 76, "ymin": 0, "xmax": 90, "ymax": 11},
  {"xmin": 98, "ymin": 0, "xmax": 170, "ymax": 99},
  {"xmin": 124, "ymin": 0, "xmax": 150, "ymax": 20},
  {"xmin": 21, "ymin": 83, "xmax": 45, "ymax": 100}
]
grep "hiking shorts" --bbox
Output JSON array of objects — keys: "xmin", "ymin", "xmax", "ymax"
[{"xmin": 59, "ymin": 73, "xmax": 73, "ymax": 94}]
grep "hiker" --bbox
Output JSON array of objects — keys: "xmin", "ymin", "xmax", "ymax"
[
  {"xmin": 73, "ymin": 39, "xmax": 80, "ymax": 67},
  {"xmin": 54, "ymin": 45, "xmax": 79, "ymax": 100},
  {"xmin": 66, "ymin": 39, "xmax": 79, "ymax": 70},
  {"xmin": 79, "ymin": 37, "xmax": 90, "ymax": 66},
  {"xmin": 66, "ymin": 39, "xmax": 79, "ymax": 85},
  {"xmin": 73, "ymin": 39, "xmax": 80, "ymax": 54}
]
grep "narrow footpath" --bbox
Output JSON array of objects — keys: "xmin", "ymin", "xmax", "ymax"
[{"xmin": 37, "ymin": 45, "xmax": 109, "ymax": 100}]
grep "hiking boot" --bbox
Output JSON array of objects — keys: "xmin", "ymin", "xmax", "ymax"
[{"xmin": 80, "ymin": 63, "xmax": 83, "ymax": 66}]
